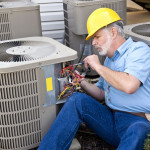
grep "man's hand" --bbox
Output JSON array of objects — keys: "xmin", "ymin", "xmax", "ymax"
[
  {"xmin": 75, "ymin": 68, "xmax": 105, "ymax": 102},
  {"xmin": 74, "ymin": 70, "xmax": 85, "ymax": 83},
  {"xmin": 83, "ymin": 55, "xmax": 101, "ymax": 71}
]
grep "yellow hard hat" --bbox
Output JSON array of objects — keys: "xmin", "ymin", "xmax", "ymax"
[{"xmin": 86, "ymin": 8, "xmax": 122, "ymax": 41}]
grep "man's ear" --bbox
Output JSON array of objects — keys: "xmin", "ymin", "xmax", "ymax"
[{"xmin": 110, "ymin": 27, "xmax": 117, "ymax": 39}]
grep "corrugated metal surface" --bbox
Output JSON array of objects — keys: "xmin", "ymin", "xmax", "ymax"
[{"xmin": 31, "ymin": 0, "xmax": 64, "ymax": 43}]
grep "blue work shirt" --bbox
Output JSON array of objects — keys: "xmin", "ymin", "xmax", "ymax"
[{"xmin": 96, "ymin": 37, "xmax": 150, "ymax": 113}]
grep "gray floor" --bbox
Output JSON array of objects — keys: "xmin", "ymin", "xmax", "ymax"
[
  {"xmin": 127, "ymin": 0, "xmax": 150, "ymax": 25},
  {"xmin": 127, "ymin": 10, "xmax": 150, "ymax": 25}
]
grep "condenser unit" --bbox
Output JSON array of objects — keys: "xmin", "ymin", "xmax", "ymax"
[
  {"xmin": 0, "ymin": 36, "xmax": 77, "ymax": 150},
  {"xmin": 123, "ymin": 22, "xmax": 150, "ymax": 46},
  {"xmin": 63, "ymin": 0, "xmax": 126, "ymax": 35},
  {"xmin": 0, "ymin": 0, "xmax": 42, "ymax": 41},
  {"xmin": 63, "ymin": 0, "xmax": 126, "ymax": 76}
]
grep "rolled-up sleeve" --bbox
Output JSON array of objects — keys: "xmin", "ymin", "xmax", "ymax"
[
  {"xmin": 95, "ymin": 76, "xmax": 104, "ymax": 90},
  {"xmin": 124, "ymin": 42, "xmax": 150, "ymax": 84}
]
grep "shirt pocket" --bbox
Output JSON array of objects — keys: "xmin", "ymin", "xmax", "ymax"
[
  {"xmin": 115, "ymin": 66, "xmax": 125, "ymax": 72},
  {"xmin": 114, "ymin": 60, "xmax": 125, "ymax": 72}
]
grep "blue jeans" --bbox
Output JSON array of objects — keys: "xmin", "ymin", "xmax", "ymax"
[{"xmin": 38, "ymin": 92, "xmax": 150, "ymax": 150}]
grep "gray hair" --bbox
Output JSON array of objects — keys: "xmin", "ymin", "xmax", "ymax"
[{"xmin": 104, "ymin": 21, "xmax": 125, "ymax": 38}]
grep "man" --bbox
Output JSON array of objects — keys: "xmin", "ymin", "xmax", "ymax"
[{"xmin": 38, "ymin": 8, "xmax": 150, "ymax": 150}]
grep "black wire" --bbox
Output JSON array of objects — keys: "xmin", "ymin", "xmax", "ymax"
[{"xmin": 75, "ymin": 34, "xmax": 87, "ymax": 70}]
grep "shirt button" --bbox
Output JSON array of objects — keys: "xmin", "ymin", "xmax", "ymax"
[{"xmin": 108, "ymin": 98, "xmax": 111, "ymax": 103}]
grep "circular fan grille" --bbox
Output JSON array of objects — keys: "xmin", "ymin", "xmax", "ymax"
[
  {"xmin": 132, "ymin": 24, "xmax": 150, "ymax": 37},
  {"xmin": 0, "ymin": 40, "xmax": 55, "ymax": 62}
]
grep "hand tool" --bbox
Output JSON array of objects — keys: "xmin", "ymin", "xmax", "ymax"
[{"xmin": 73, "ymin": 61, "xmax": 84, "ymax": 66}]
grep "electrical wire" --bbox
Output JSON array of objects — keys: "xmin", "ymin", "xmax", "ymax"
[{"xmin": 58, "ymin": 65, "xmax": 83, "ymax": 100}]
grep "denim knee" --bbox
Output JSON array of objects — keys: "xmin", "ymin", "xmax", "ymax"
[
  {"xmin": 66, "ymin": 92, "xmax": 89, "ymax": 118},
  {"xmin": 68, "ymin": 92, "xmax": 87, "ymax": 102},
  {"xmin": 67, "ymin": 92, "xmax": 88, "ymax": 107}
]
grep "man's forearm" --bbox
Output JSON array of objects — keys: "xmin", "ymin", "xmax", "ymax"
[
  {"xmin": 95, "ymin": 65, "xmax": 140, "ymax": 94},
  {"xmin": 80, "ymin": 80, "xmax": 105, "ymax": 102}
]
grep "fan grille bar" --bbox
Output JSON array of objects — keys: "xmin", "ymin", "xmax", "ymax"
[{"xmin": 0, "ymin": 13, "xmax": 12, "ymax": 41}]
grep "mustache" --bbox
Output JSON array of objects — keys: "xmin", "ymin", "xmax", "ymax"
[{"xmin": 94, "ymin": 46, "xmax": 101, "ymax": 49}]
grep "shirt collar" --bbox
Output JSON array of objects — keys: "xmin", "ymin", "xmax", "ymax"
[
  {"xmin": 110, "ymin": 50, "xmax": 119, "ymax": 61},
  {"xmin": 117, "ymin": 37, "xmax": 133, "ymax": 55},
  {"xmin": 109, "ymin": 37, "xmax": 133, "ymax": 61}
]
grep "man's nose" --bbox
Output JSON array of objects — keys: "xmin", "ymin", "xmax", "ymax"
[{"xmin": 92, "ymin": 38, "xmax": 96, "ymax": 46}]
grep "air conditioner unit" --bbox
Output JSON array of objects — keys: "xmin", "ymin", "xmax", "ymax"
[
  {"xmin": 63, "ymin": 0, "xmax": 126, "ymax": 35},
  {"xmin": 0, "ymin": 1, "xmax": 42, "ymax": 41},
  {"xmin": 123, "ymin": 22, "xmax": 150, "ymax": 46},
  {"xmin": 63, "ymin": 0, "xmax": 126, "ymax": 76},
  {"xmin": 0, "ymin": 36, "xmax": 77, "ymax": 150}
]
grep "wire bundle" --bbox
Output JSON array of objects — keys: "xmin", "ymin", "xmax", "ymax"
[{"xmin": 58, "ymin": 65, "xmax": 83, "ymax": 100}]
